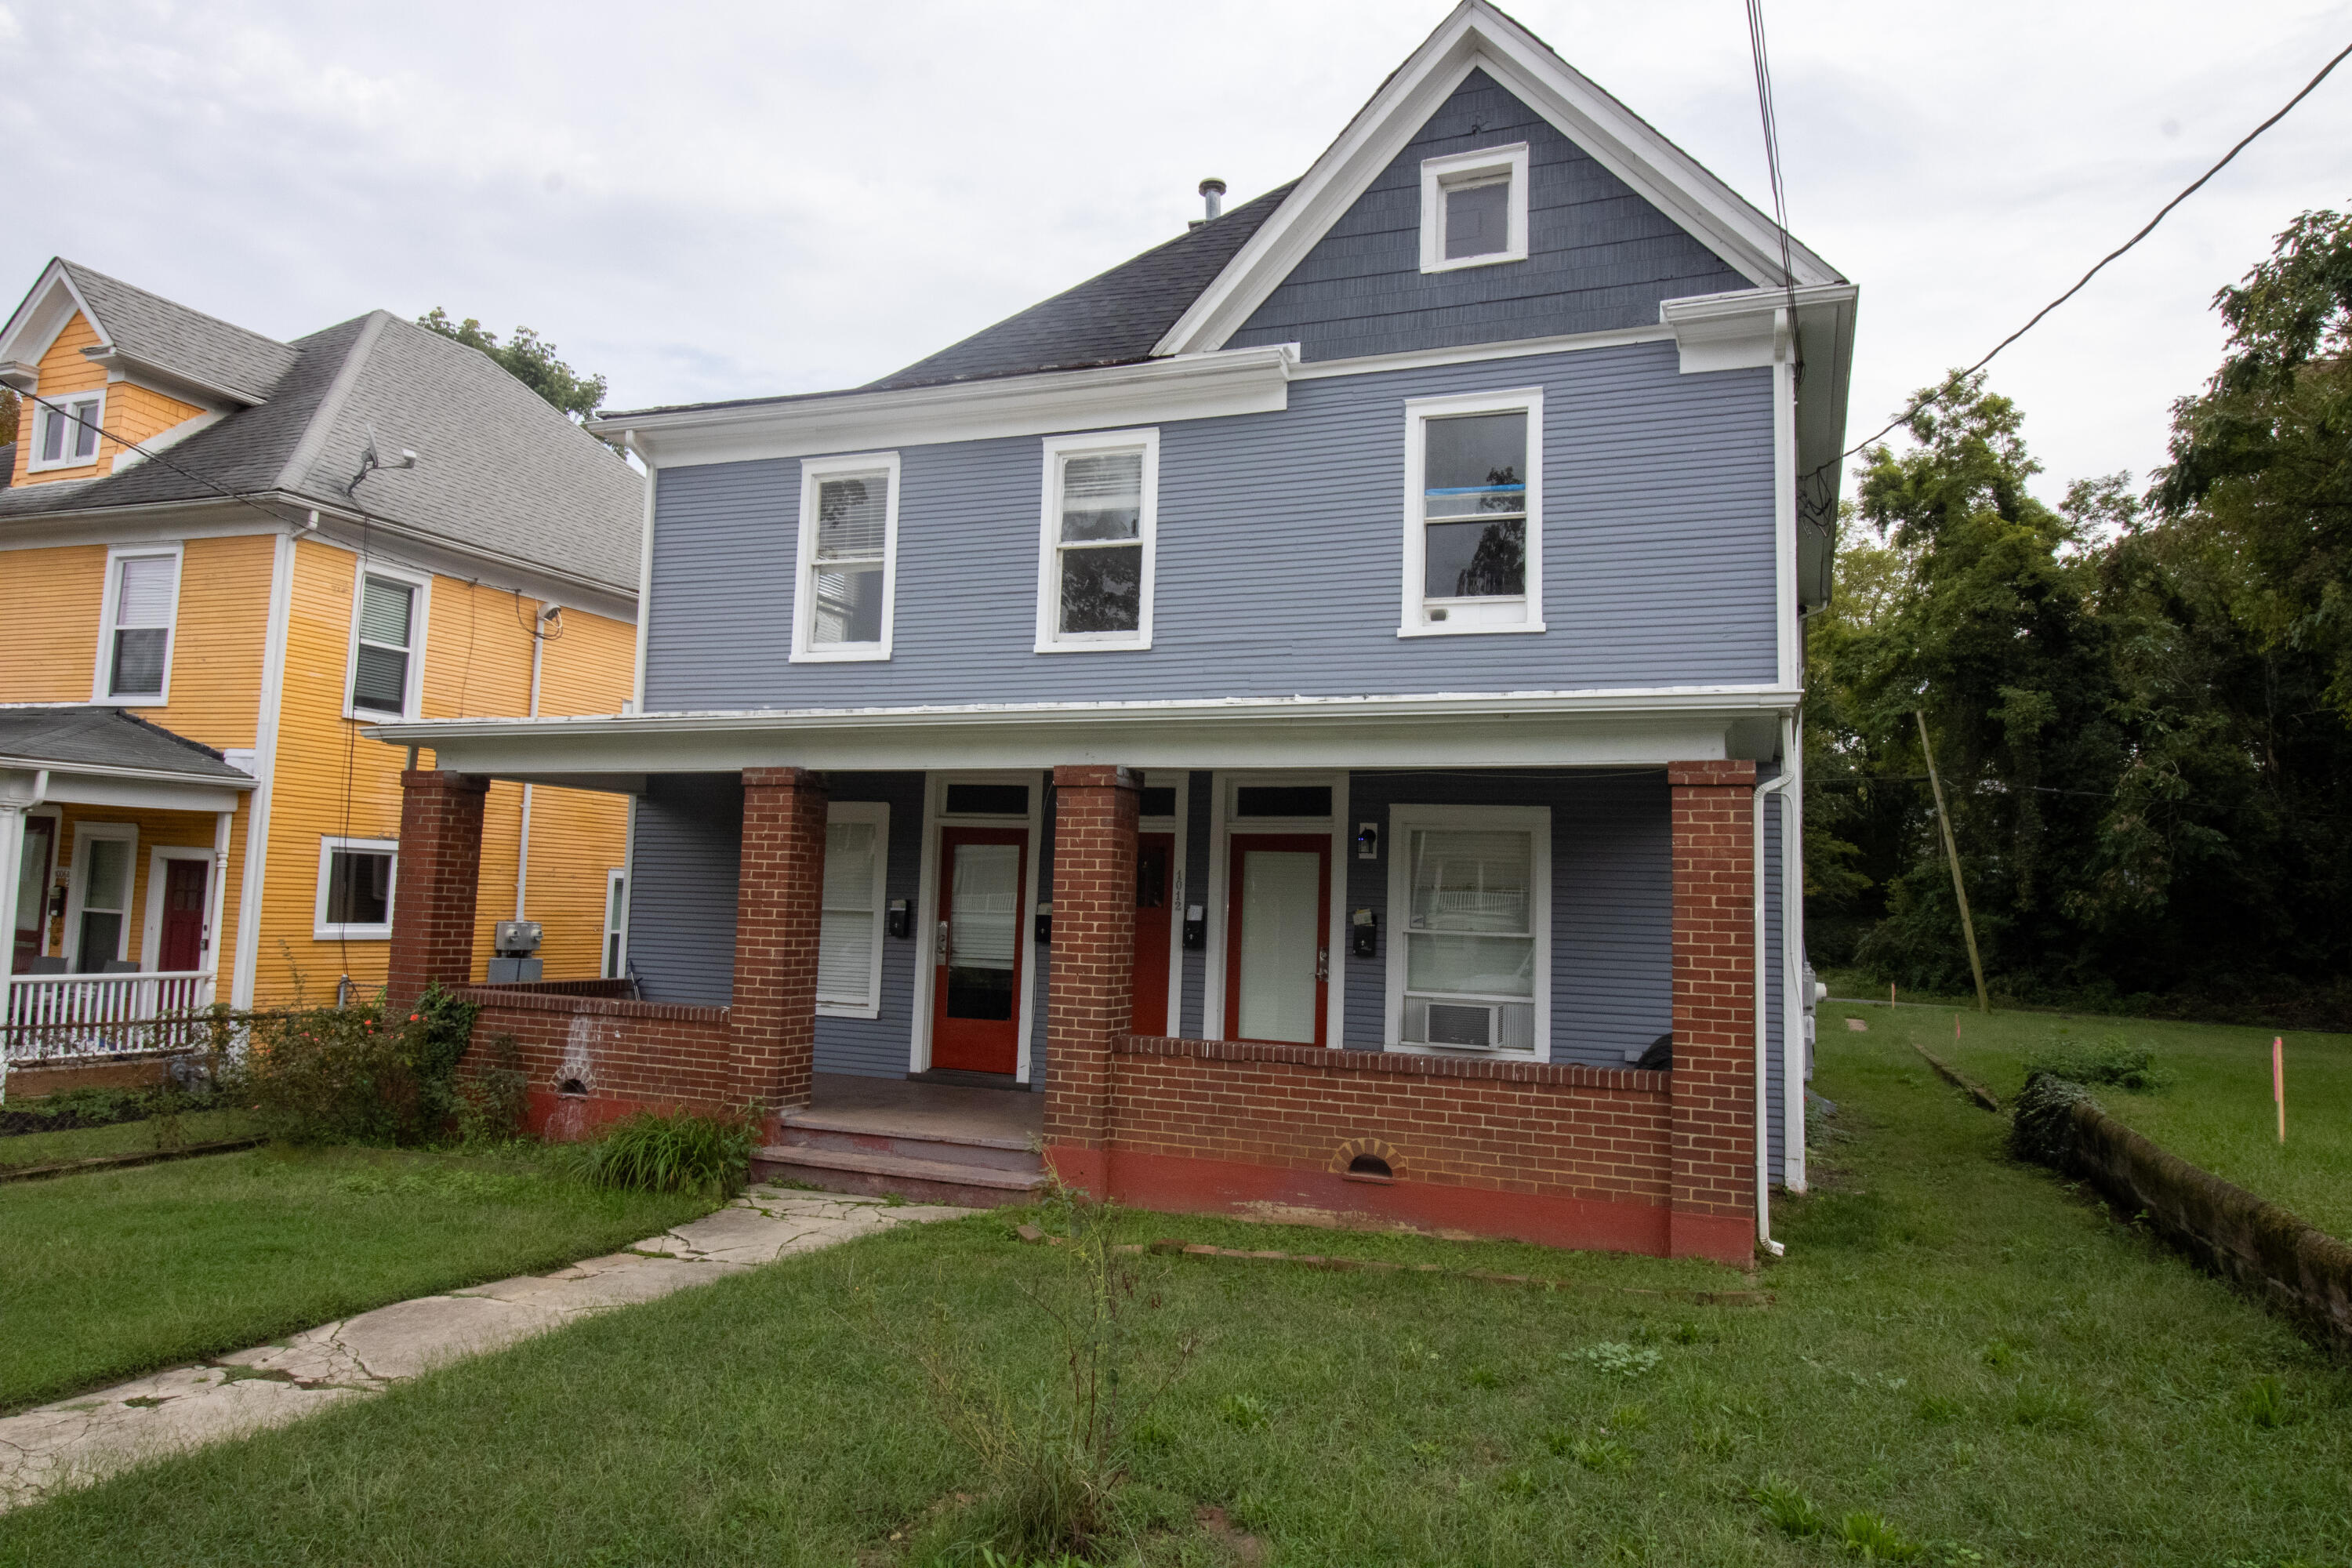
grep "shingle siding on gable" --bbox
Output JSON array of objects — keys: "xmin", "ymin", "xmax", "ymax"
[
  {"xmin": 641, "ymin": 339, "xmax": 1776, "ymax": 712},
  {"xmin": 1226, "ymin": 70, "xmax": 1754, "ymax": 362}
]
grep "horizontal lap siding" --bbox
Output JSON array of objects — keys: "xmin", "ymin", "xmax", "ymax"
[
  {"xmin": 641, "ymin": 342, "xmax": 1773, "ymax": 709},
  {"xmin": 811, "ymin": 771, "xmax": 924, "ymax": 1079},
  {"xmin": 625, "ymin": 774, "xmax": 742, "ymax": 1005},
  {"xmin": 1228, "ymin": 70, "xmax": 1754, "ymax": 361},
  {"xmin": 1178, "ymin": 771, "xmax": 1212, "ymax": 1039},
  {"xmin": 1342, "ymin": 769, "xmax": 1670, "ymax": 1067}
]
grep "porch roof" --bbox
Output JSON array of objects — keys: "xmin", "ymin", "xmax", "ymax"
[
  {"xmin": 0, "ymin": 706, "xmax": 255, "ymax": 812},
  {"xmin": 362, "ymin": 685, "xmax": 1795, "ymax": 787}
]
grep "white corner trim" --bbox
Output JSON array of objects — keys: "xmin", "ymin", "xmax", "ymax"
[
  {"xmin": 790, "ymin": 450, "xmax": 900, "ymax": 663},
  {"xmin": 1660, "ymin": 283, "xmax": 1856, "ymax": 374},
  {"xmin": 1399, "ymin": 386, "xmax": 1544, "ymax": 638},
  {"xmin": 232, "ymin": 531, "xmax": 296, "ymax": 1008},
  {"xmin": 1153, "ymin": 2, "xmax": 1844, "ymax": 358},
  {"xmin": 1033, "ymin": 427, "xmax": 1159, "ymax": 655},
  {"xmin": 1418, "ymin": 143, "xmax": 1530, "ymax": 273},
  {"xmin": 593, "ymin": 347, "xmax": 1293, "ymax": 470}
]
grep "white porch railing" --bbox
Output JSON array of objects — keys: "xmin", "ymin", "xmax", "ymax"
[{"xmin": 3, "ymin": 971, "xmax": 217, "ymax": 1063}]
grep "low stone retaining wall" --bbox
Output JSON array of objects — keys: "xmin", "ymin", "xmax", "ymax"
[
  {"xmin": 456, "ymin": 986, "xmax": 731, "ymax": 1141},
  {"xmin": 1105, "ymin": 1035, "xmax": 1676, "ymax": 1254},
  {"xmin": 2024, "ymin": 1080, "xmax": 2352, "ymax": 1358}
]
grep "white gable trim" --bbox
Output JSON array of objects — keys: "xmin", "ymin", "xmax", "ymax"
[
  {"xmin": 1152, "ymin": 0, "xmax": 1842, "ymax": 358},
  {"xmin": 0, "ymin": 260, "xmax": 107, "ymax": 393}
]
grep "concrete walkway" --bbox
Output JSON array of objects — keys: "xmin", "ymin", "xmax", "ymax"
[{"xmin": 0, "ymin": 1188, "xmax": 970, "ymax": 1513}]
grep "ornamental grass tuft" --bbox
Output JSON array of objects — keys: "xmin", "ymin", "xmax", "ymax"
[{"xmin": 559, "ymin": 1106, "xmax": 757, "ymax": 1200}]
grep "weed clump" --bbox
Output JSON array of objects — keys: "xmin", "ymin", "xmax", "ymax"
[
  {"xmin": 561, "ymin": 1106, "xmax": 756, "ymax": 1199},
  {"xmin": 245, "ymin": 985, "xmax": 479, "ymax": 1146},
  {"xmin": 1568, "ymin": 1341, "xmax": 1662, "ymax": 1379},
  {"xmin": 1750, "ymin": 1476, "xmax": 1825, "ymax": 1537},
  {"xmin": 2024, "ymin": 1034, "xmax": 2170, "ymax": 1092}
]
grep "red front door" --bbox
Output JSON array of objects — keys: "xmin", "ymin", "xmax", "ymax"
[
  {"xmin": 931, "ymin": 826, "xmax": 1027, "ymax": 1075},
  {"xmin": 159, "ymin": 858, "xmax": 209, "ymax": 972},
  {"xmin": 1131, "ymin": 833, "xmax": 1174, "ymax": 1034},
  {"xmin": 13, "ymin": 815, "xmax": 55, "ymax": 974},
  {"xmin": 1224, "ymin": 833, "xmax": 1331, "ymax": 1047}
]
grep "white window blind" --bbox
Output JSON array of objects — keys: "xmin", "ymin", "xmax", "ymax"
[
  {"xmin": 1054, "ymin": 450, "xmax": 1145, "ymax": 637},
  {"xmin": 1401, "ymin": 826, "xmax": 1537, "ymax": 1051},
  {"xmin": 817, "ymin": 818, "xmax": 881, "ymax": 1006},
  {"xmin": 352, "ymin": 575, "xmax": 415, "ymax": 713},
  {"xmin": 107, "ymin": 554, "xmax": 176, "ymax": 699},
  {"xmin": 811, "ymin": 473, "xmax": 887, "ymax": 646}
]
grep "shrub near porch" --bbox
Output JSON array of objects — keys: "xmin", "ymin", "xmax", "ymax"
[{"xmin": 6, "ymin": 1026, "xmax": 2348, "ymax": 1565}]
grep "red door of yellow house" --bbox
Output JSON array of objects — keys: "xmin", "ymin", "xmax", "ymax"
[
  {"xmin": 932, "ymin": 826, "xmax": 1027, "ymax": 1075},
  {"xmin": 1224, "ymin": 833, "xmax": 1330, "ymax": 1047},
  {"xmin": 159, "ymin": 859, "xmax": 209, "ymax": 971}
]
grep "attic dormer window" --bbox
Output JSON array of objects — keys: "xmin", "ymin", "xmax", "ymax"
[
  {"xmin": 29, "ymin": 391, "xmax": 105, "ymax": 473},
  {"xmin": 1418, "ymin": 143, "xmax": 1530, "ymax": 274}
]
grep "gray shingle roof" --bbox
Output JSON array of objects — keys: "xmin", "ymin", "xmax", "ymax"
[
  {"xmin": 0, "ymin": 303, "xmax": 645, "ymax": 593},
  {"xmin": 597, "ymin": 183, "xmax": 1298, "ymax": 421},
  {"xmin": 62, "ymin": 262, "xmax": 300, "ymax": 404},
  {"xmin": 0, "ymin": 706, "xmax": 255, "ymax": 783}
]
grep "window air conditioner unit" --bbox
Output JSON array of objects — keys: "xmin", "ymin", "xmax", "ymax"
[{"xmin": 1424, "ymin": 1000, "xmax": 1498, "ymax": 1049}]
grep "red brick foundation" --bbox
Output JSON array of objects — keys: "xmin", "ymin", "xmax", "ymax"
[
  {"xmin": 731, "ymin": 768, "xmax": 828, "ymax": 1128},
  {"xmin": 388, "ymin": 770, "xmax": 490, "ymax": 1012},
  {"xmin": 1041, "ymin": 764, "xmax": 1142, "ymax": 1194},
  {"xmin": 1668, "ymin": 759, "xmax": 1757, "ymax": 1263}
]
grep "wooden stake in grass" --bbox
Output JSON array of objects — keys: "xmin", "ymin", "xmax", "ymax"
[
  {"xmin": 2273, "ymin": 1036, "xmax": 2285, "ymax": 1144},
  {"xmin": 1915, "ymin": 710, "xmax": 1990, "ymax": 1014}
]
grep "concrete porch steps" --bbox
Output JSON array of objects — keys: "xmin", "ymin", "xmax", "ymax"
[{"xmin": 751, "ymin": 1142, "xmax": 1048, "ymax": 1209}]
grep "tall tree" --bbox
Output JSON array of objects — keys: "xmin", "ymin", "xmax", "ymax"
[
  {"xmin": 0, "ymin": 387, "xmax": 17, "ymax": 448},
  {"xmin": 416, "ymin": 309, "xmax": 612, "ymax": 434}
]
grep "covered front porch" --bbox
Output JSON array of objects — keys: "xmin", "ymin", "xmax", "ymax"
[
  {"xmin": 2, "ymin": 708, "xmax": 252, "ymax": 1094},
  {"xmin": 376, "ymin": 699, "xmax": 1794, "ymax": 1264}
]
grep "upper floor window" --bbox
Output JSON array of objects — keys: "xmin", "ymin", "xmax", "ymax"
[
  {"xmin": 1418, "ymin": 143, "xmax": 1530, "ymax": 273},
  {"xmin": 97, "ymin": 546, "xmax": 180, "ymax": 704},
  {"xmin": 30, "ymin": 391, "xmax": 105, "ymax": 473},
  {"xmin": 793, "ymin": 452, "xmax": 900, "ymax": 662},
  {"xmin": 1036, "ymin": 428, "xmax": 1157, "ymax": 653},
  {"xmin": 347, "ymin": 567, "xmax": 428, "ymax": 718},
  {"xmin": 1399, "ymin": 389, "xmax": 1544, "ymax": 637}
]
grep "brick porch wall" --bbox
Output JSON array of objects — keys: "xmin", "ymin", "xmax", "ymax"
[
  {"xmin": 1668, "ymin": 759, "xmax": 1758, "ymax": 1261},
  {"xmin": 456, "ymin": 985, "xmax": 732, "ymax": 1142},
  {"xmin": 1040, "ymin": 764, "xmax": 1141, "ymax": 1193},
  {"xmin": 387, "ymin": 770, "xmax": 489, "ymax": 1012}
]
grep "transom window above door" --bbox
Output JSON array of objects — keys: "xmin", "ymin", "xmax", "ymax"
[
  {"xmin": 1400, "ymin": 389, "xmax": 1544, "ymax": 637},
  {"xmin": 793, "ymin": 452, "xmax": 900, "ymax": 662},
  {"xmin": 1036, "ymin": 429, "xmax": 1157, "ymax": 653}
]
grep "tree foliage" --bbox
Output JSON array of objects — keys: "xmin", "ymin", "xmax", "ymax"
[
  {"xmin": 416, "ymin": 308, "xmax": 611, "ymax": 429},
  {"xmin": 1810, "ymin": 209, "xmax": 2352, "ymax": 1022},
  {"xmin": 0, "ymin": 387, "xmax": 17, "ymax": 448}
]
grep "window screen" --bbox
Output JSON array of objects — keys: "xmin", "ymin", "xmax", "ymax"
[
  {"xmin": 1400, "ymin": 826, "xmax": 1536, "ymax": 1051},
  {"xmin": 352, "ymin": 575, "xmax": 415, "ymax": 713},
  {"xmin": 811, "ymin": 472, "xmax": 887, "ymax": 645},
  {"xmin": 325, "ymin": 848, "xmax": 394, "ymax": 928},
  {"xmin": 108, "ymin": 555, "xmax": 175, "ymax": 699},
  {"xmin": 1443, "ymin": 176, "xmax": 1511, "ymax": 260}
]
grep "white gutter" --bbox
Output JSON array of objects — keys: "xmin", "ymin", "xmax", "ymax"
[
  {"xmin": 1755, "ymin": 737, "xmax": 1798, "ymax": 1256},
  {"xmin": 516, "ymin": 607, "xmax": 548, "ymax": 921}
]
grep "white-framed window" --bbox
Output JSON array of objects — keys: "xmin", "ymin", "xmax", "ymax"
[
  {"xmin": 602, "ymin": 869, "xmax": 628, "ymax": 980},
  {"xmin": 27, "ymin": 389, "xmax": 107, "ymax": 473},
  {"xmin": 345, "ymin": 564, "xmax": 430, "ymax": 719},
  {"xmin": 64, "ymin": 822, "xmax": 138, "ymax": 973},
  {"xmin": 1418, "ymin": 143, "xmax": 1530, "ymax": 273},
  {"xmin": 792, "ymin": 452, "xmax": 900, "ymax": 662},
  {"xmin": 94, "ymin": 545, "xmax": 182, "ymax": 705},
  {"xmin": 314, "ymin": 837, "xmax": 397, "ymax": 940},
  {"xmin": 1399, "ymin": 388, "xmax": 1544, "ymax": 637},
  {"xmin": 818, "ymin": 801, "xmax": 889, "ymax": 1018},
  {"xmin": 1035, "ymin": 428, "xmax": 1157, "ymax": 653},
  {"xmin": 1385, "ymin": 804, "xmax": 1551, "ymax": 1058}
]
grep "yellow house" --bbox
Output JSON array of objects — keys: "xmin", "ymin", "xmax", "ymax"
[{"xmin": 0, "ymin": 260, "xmax": 643, "ymax": 1055}]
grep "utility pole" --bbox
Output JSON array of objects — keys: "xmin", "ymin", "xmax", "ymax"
[{"xmin": 1915, "ymin": 710, "xmax": 1990, "ymax": 1014}]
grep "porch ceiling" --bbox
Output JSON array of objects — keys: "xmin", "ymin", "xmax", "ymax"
[{"xmin": 365, "ymin": 687, "xmax": 1794, "ymax": 786}]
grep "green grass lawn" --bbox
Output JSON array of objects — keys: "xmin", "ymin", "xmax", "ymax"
[
  {"xmin": 0, "ymin": 1108, "xmax": 260, "ymax": 1167},
  {"xmin": 0, "ymin": 1145, "xmax": 710, "ymax": 1413},
  {"xmin": 1828, "ymin": 992, "xmax": 2352, "ymax": 1240},
  {"xmin": 3, "ymin": 1030, "xmax": 2347, "ymax": 1566}
]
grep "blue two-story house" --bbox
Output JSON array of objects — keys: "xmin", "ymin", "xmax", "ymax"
[{"xmin": 378, "ymin": 1, "xmax": 1854, "ymax": 1264}]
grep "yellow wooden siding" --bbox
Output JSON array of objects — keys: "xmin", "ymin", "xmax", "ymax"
[
  {"xmin": 249, "ymin": 543, "xmax": 636, "ymax": 1004},
  {"xmin": 151, "ymin": 534, "xmax": 272, "ymax": 737},
  {"xmin": 31, "ymin": 803, "xmax": 242, "ymax": 972},
  {"xmin": 9, "ymin": 312, "xmax": 205, "ymax": 486},
  {"xmin": 0, "ymin": 545, "xmax": 107, "ymax": 701}
]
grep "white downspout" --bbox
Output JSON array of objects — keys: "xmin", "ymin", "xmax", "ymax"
[
  {"xmin": 516, "ymin": 611, "xmax": 547, "ymax": 920},
  {"xmin": 1755, "ymin": 745, "xmax": 1798, "ymax": 1256},
  {"xmin": 205, "ymin": 808, "xmax": 233, "ymax": 1007}
]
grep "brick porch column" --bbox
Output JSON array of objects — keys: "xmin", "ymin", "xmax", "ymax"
[
  {"xmin": 1041, "ymin": 764, "xmax": 1142, "ymax": 1196},
  {"xmin": 1668, "ymin": 759, "xmax": 1758, "ymax": 1265},
  {"xmin": 731, "ymin": 767, "xmax": 828, "ymax": 1128},
  {"xmin": 387, "ymin": 769, "xmax": 490, "ymax": 1011}
]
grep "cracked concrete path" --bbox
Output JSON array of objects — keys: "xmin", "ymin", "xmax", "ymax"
[{"xmin": 0, "ymin": 1189, "xmax": 970, "ymax": 1513}]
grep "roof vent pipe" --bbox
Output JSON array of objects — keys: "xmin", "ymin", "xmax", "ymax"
[{"xmin": 1200, "ymin": 177, "xmax": 1226, "ymax": 222}]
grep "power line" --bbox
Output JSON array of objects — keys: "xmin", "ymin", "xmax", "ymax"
[{"xmin": 1824, "ymin": 36, "xmax": 2352, "ymax": 481}]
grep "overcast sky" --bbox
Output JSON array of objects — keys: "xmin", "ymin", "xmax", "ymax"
[{"xmin": 4, "ymin": 0, "xmax": 2349, "ymax": 509}]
